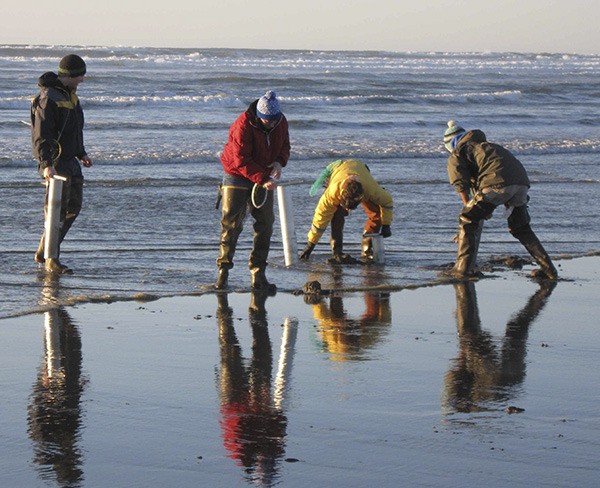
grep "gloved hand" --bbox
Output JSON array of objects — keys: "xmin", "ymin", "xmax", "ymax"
[
  {"xmin": 381, "ymin": 224, "xmax": 392, "ymax": 238},
  {"xmin": 299, "ymin": 242, "xmax": 315, "ymax": 260}
]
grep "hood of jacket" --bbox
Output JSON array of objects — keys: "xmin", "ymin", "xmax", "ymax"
[
  {"xmin": 457, "ymin": 129, "xmax": 487, "ymax": 148},
  {"xmin": 37, "ymin": 71, "xmax": 69, "ymax": 93}
]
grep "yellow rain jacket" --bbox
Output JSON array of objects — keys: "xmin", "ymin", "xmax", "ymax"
[{"xmin": 307, "ymin": 159, "xmax": 393, "ymax": 244}]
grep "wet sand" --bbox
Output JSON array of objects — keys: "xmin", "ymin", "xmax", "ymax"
[{"xmin": 1, "ymin": 256, "xmax": 599, "ymax": 487}]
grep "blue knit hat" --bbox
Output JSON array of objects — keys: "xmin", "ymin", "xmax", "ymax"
[
  {"xmin": 444, "ymin": 120, "xmax": 466, "ymax": 152},
  {"xmin": 256, "ymin": 91, "xmax": 282, "ymax": 120}
]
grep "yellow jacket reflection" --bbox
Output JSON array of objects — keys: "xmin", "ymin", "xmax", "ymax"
[{"xmin": 312, "ymin": 292, "xmax": 391, "ymax": 361}]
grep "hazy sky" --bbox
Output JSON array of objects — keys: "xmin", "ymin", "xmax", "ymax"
[{"xmin": 6, "ymin": 0, "xmax": 599, "ymax": 54}]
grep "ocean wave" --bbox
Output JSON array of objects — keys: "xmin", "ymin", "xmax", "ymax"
[{"xmin": 1, "ymin": 136, "xmax": 598, "ymax": 171}]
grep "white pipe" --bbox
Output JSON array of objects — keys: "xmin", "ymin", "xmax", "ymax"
[
  {"xmin": 44, "ymin": 310, "xmax": 61, "ymax": 379},
  {"xmin": 273, "ymin": 317, "xmax": 298, "ymax": 410},
  {"xmin": 44, "ymin": 176, "xmax": 67, "ymax": 262},
  {"xmin": 276, "ymin": 185, "xmax": 298, "ymax": 267}
]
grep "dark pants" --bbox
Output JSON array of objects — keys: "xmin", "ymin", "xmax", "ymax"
[{"xmin": 217, "ymin": 185, "xmax": 275, "ymax": 271}]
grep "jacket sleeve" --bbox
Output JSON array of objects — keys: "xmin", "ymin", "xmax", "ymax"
[
  {"xmin": 307, "ymin": 188, "xmax": 340, "ymax": 244},
  {"xmin": 77, "ymin": 102, "xmax": 87, "ymax": 159},
  {"xmin": 447, "ymin": 152, "xmax": 472, "ymax": 193},
  {"xmin": 31, "ymin": 97, "xmax": 59, "ymax": 169},
  {"xmin": 363, "ymin": 175, "xmax": 394, "ymax": 225},
  {"xmin": 275, "ymin": 117, "xmax": 290, "ymax": 167}
]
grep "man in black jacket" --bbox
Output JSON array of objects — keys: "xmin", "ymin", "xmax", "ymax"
[
  {"xmin": 443, "ymin": 120, "xmax": 557, "ymax": 280},
  {"xmin": 31, "ymin": 54, "xmax": 92, "ymax": 274}
]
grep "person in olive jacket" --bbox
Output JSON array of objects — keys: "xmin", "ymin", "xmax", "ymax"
[
  {"xmin": 31, "ymin": 54, "xmax": 92, "ymax": 274},
  {"xmin": 215, "ymin": 91, "xmax": 290, "ymax": 292},
  {"xmin": 443, "ymin": 120, "xmax": 557, "ymax": 280}
]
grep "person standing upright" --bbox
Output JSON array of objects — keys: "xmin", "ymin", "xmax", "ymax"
[
  {"xmin": 443, "ymin": 120, "xmax": 557, "ymax": 280},
  {"xmin": 215, "ymin": 91, "xmax": 290, "ymax": 292},
  {"xmin": 31, "ymin": 54, "xmax": 92, "ymax": 274}
]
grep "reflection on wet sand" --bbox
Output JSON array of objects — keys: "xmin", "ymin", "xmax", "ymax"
[
  {"xmin": 443, "ymin": 280, "xmax": 556, "ymax": 414},
  {"xmin": 216, "ymin": 291, "xmax": 296, "ymax": 486},
  {"xmin": 28, "ymin": 274, "xmax": 86, "ymax": 487},
  {"xmin": 309, "ymin": 290, "xmax": 392, "ymax": 362}
]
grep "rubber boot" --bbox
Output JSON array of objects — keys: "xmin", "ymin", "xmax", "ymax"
[
  {"xmin": 327, "ymin": 207, "xmax": 356, "ymax": 264},
  {"xmin": 450, "ymin": 223, "xmax": 482, "ymax": 278},
  {"xmin": 517, "ymin": 232, "xmax": 558, "ymax": 280},
  {"xmin": 250, "ymin": 267, "xmax": 277, "ymax": 295},
  {"xmin": 331, "ymin": 238, "xmax": 344, "ymax": 259},
  {"xmin": 34, "ymin": 233, "xmax": 46, "ymax": 264},
  {"xmin": 361, "ymin": 236, "xmax": 374, "ymax": 262},
  {"xmin": 214, "ymin": 268, "xmax": 229, "ymax": 290},
  {"xmin": 45, "ymin": 258, "xmax": 73, "ymax": 275}
]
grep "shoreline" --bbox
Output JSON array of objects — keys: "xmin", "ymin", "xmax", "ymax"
[{"xmin": 3, "ymin": 249, "xmax": 598, "ymax": 321}]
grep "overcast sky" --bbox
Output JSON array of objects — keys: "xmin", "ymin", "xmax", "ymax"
[{"xmin": 5, "ymin": 0, "xmax": 599, "ymax": 54}]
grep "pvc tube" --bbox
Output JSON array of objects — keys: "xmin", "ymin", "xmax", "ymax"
[
  {"xmin": 44, "ymin": 176, "xmax": 66, "ymax": 262},
  {"xmin": 276, "ymin": 185, "xmax": 298, "ymax": 267},
  {"xmin": 273, "ymin": 317, "xmax": 298, "ymax": 410},
  {"xmin": 44, "ymin": 310, "xmax": 62, "ymax": 379}
]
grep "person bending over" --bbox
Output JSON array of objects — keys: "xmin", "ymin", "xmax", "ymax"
[
  {"xmin": 443, "ymin": 120, "xmax": 557, "ymax": 280},
  {"xmin": 299, "ymin": 159, "xmax": 393, "ymax": 263}
]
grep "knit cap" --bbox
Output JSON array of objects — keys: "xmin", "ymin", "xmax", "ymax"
[
  {"xmin": 58, "ymin": 54, "xmax": 87, "ymax": 77},
  {"xmin": 443, "ymin": 120, "xmax": 466, "ymax": 152},
  {"xmin": 256, "ymin": 91, "xmax": 282, "ymax": 120}
]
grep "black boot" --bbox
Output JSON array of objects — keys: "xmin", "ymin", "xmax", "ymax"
[
  {"xmin": 509, "ymin": 206, "xmax": 558, "ymax": 280},
  {"xmin": 214, "ymin": 268, "xmax": 229, "ymax": 290},
  {"xmin": 34, "ymin": 233, "xmax": 45, "ymax": 264},
  {"xmin": 449, "ymin": 223, "xmax": 483, "ymax": 278},
  {"xmin": 250, "ymin": 267, "xmax": 277, "ymax": 295},
  {"xmin": 519, "ymin": 233, "xmax": 558, "ymax": 280}
]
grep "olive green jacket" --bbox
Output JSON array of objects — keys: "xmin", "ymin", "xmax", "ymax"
[{"xmin": 447, "ymin": 130, "xmax": 529, "ymax": 194}]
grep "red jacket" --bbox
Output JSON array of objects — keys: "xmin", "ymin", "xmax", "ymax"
[{"xmin": 221, "ymin": 100, "xmax": 290, "ymax": 185}]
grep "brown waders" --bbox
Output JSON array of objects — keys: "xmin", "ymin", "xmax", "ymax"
[
  {"xmin": 330, "ymin": 199, "xmax": 383, "ymax": 264},
  {"xmin": 35, "ymin": 175, "xmax": 83, "ymax": 274},
  {"xmin": 451, "ymin": 199, "xmax": 557, "ymax": 280},
  {"xmin": 508, "ymin": 205, "xmax": 558, "ymax": 280},
  {"xmin": 215, "ymin": 186, "xmax": 276, "ymax": 292}
]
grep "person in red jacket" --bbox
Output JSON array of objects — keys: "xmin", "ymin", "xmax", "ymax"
[{"xmin": 215, "ymin": 91, "xmax": 290, "ymax": 292}]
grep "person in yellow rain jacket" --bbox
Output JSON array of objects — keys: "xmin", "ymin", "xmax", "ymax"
[{"xmin": 299, "ymin": 159, "xmax": 393, "ymax": 263}]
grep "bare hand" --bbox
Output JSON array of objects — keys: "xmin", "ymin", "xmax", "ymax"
[
  {"xmin": 43, "ymin": 166, "xmax": 56, "ymax": 180},
  {"xmin": 80, "ymin": 156, "xmax": 93, "ymax": 168},
  {"xmin": 269, "ymin": 161, "xmax": 282, "ymax": 179},
  {"xmin": 263, "ymin": 179, "xmax": 278, "ymax": 191}
]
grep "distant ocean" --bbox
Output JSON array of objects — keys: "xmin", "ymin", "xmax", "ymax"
[{"xmin": 1, "ymin": 45, "xmax": 599, "ymax": 317}]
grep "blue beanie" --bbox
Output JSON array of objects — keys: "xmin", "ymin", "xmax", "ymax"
[
  {"xmin": 444, "ymin": 120, "xmax": 466, "ymax": 152},
  {"xmin": 256, "ymin": 91, "xmax": 282, "ymax": 120}
]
